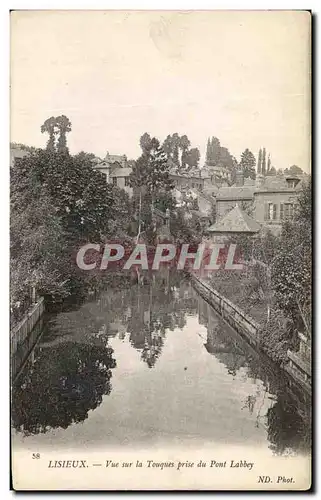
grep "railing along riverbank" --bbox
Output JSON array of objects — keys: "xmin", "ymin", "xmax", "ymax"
[
  {"xmin": 190, "ymin": 273, "xmax": 311, "ymax": 395},
  {"xmin": 11, "ymin": 297, "xmax": 45, "ymax": 380}
]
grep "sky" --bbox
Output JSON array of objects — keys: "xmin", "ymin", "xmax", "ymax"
[{"xmin": 10, "ymin": 10, "xmax": 311, "ymax": 171}]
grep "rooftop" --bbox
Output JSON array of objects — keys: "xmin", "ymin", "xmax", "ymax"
[
  {"xmin": 207, "ymin": 204, "xmax": 261, "ymax": 234},
  {"xmin": 255, "ymin": 174, "xmax": 306, "ymax": 192},
  {"xmin": 216, "ymin": 185, "xmax": 255, "ymax": 200}
]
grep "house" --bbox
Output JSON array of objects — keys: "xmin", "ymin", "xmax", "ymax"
[
  {"xmin": 254, "ymin": 173, "xmax": 305, "ymax": 235},
  {"xmin": 189, "ymin": 188, "xmax": 215, "ymax": 219},
  {"xmin": 216, "ymin": 184, "xmax": 255, "ymax": 220},
  {"xmin": 92, "ymin": 151, "xmax": 133, "ymax": 196},
  {"xmin": 203, "ymin": 164, "xmax": 231, "ymax": 186},
  {"xmin": 207, "ymin": 203, "xmax": 261, "ymax": 242},
  {"xmin": 214, "ymin": 169, "xmax": 307, "ymax": 236},
  {"xmin": 169, "ymin": 167, "xmax": 211, "ymax": 192},
  {"xmin": 173, "ymin": 186, "xmax": 215, "ymax": 222},
  {"xmin": 10, "ymin": 147, "xmax": 29, "ymax": 167}
]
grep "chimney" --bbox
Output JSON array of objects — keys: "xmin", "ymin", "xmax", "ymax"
[{"xmin": 235, "ymin": 170, "xmax": 244, "ymax": 187}]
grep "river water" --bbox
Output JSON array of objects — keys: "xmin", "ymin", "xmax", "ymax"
[{"xmin": 12, "ymin": 272, "xmax": 311, "ymax": 457}]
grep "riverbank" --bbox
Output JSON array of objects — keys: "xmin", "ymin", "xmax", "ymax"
[{"xmin": 190, "ymin": 273, "xmax": 311, "ymax": 395}]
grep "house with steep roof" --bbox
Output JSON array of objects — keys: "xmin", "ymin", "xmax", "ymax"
[
  {"xmin": 207, "ymin": 204, "xmax": 261, "ymax": 241},
  {"xmin": 92, "ymin": 151, "xmax": 133, "ymax": 196}
]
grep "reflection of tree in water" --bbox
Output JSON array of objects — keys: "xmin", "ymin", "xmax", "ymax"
[
  {"xmin": 126, "ymin": 273, "xmax": 198, "ymax": 368},
  {"xmin": 266, "ymin": 396, "xmax": 311, "ymax": 456},
  {"xmin": 12, "ymin": 338, "xmax": 116, "ymax": 435},
  {"xmin": 199, "ymin": 294, "xmax": 311, "ymax": 454}
]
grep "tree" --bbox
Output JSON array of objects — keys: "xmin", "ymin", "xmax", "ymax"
[
  {"xmin": 186, "ymin": 147, "xmax": 201, "ymax": 168},
  {"xmin": 10, "ymin": 147, "xmax": 121, "ymax": 305},
  {"xmin": 179, "ymin": 135, "xmax": 191, "ymax": 169},
  {"xmin": 217, "ymin": 146, "xmax": 234, "ymax": 170},
  {"xmin": 262, "ymin": 148, "xmax": 266, "ymax": 176},
  {"xmin": 130, "ymin": 135, "xmax": 174, "ymax": 241},
  {"xmin": 12, "ymin": 339, "xmax": 116, "ymax": 434},
  {"xmin": 205, "ymin": 137, "xmax": 211, "ymax": 164},
  {"xmin": 41, "ymin": 116, "xmax": 57, "ymax": 151},
  {"xmin": 271, "ymin": 179, "xmax": 311, "ymax": 337},
  {"xmin": 40, "ymin": 115, "xmax": 72, "ymax": 153},
  {"xmin": 285, "ymin": 165, "xmax": 304, "ymax": 176},
  {"xmin": 140, "ymin": 132, "xmax": 152, "ymax": 154},
  {"xmin": 266, "ymin": 166, "xmax": 276, "ymax": 176},
  {"xmin": 240, "ymin": 148, "xmax": 256, "ymax": 180},
  {"xmin": 267, "ymin": 154, "xmax": 271, "ymax": 173},
  {"xmin": 205, "ymin": 137, "xmax": 221, "ymax": 166},
  {"xmin": 56, "ymin": 115, "xmax": 72, "ymax": 153},
  {"xmin": 257, "ymin": 148, "xmax": 262, "ymax": 174}
]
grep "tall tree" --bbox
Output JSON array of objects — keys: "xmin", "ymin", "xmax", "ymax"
[
  {"xmin": 171, "ymin": 133, "xmax": 180, "ymax": 167},
  {"xmin": 257, "ymin": 148, "xmax": 262, "ymax": 174},
  {"xmin": 262, "ymin": 148, "xmax": 267, "ymax": 176},
  {"xmin": 205, "ymin": 137, "xmax": 211, "ymax": 164},
  {"xmin": 162, "ymin": 134, "xmax": 173, "ymax": 158},
  {"xmin": 56, "ymin": 115, "xmax": 72, "ymax": 153},
  {"xmin": 179, "ymin": 135, "xmax": 191, "ymax": 169},
  {"xmin": 267, "ymin": 154, "xmax": 271, "ymax": 174},
  {"xmin": 211, "ymin": 137, "xmax": 221, "ymax": 165},
  {"xmin": 140, "ymin": 132, "xmax": 152, "ymax": 154},
  {"xmin": 41, "ymin": 117, "xmax": 57, "ymax": 151},
  {"xmin": 130, "ymin": 135, "xmax": 174, "ymax": 237},
  {"xmin": 240, "ymin": 148, "xmax": 256, "ymax": 180},
  {"xmin": 41, "ymin": 115, "xmax": 72, "ymax": 153}
]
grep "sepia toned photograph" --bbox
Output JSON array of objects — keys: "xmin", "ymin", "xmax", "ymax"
[{"xmin": 10, "ymin": 10, "xmax": 312, "ymax": 491}]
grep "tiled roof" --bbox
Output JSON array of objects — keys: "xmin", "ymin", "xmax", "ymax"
[
  {"xmin": 189, "ymin": 188, "xmax": 215, "ymax": 205},
  {"xmin": 216, "ymin": 185, "xmax": 255, "ymax": 200},
  {"xmin": 208, "ymin": 204, "xmax": 261, "ymax": 234},
  {"xmin": 257, "ymin": 175, "xmax": 288, "ymax": 191}
]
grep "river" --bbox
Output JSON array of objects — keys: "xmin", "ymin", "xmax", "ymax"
[{"xmin": 11, "ymin": 272, "xmax": 311, "ymax": 457}]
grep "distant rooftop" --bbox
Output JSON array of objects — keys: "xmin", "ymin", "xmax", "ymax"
[
  {"xmin": 207, "ymin": 204, "xmax": 261, "ymax": 234},
  {"xmin": 216, "ymin": 185, "xmax": 255, "ymax": 201},
  {"xmin": 255, "ymin": 174, "xmax": 304, "ymax": 192}
]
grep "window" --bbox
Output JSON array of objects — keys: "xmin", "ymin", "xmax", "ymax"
[
  {"xmin": 125, "ymin": 176, "xmax": 130, "ymax": 187},
  {"xmin": 280, "ymin": 203, "xmax": 294, "ymax": 220},
  {"xmin": 112, "ymin": 177, "xmax": 117, "ymax": 186},
  {"xmin": 264, "ymin": 203, "xmax": 277, "ymax": 221}
]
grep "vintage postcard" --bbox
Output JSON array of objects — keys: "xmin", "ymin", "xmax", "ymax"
[{"xmin": 10, "ymin": 10, "xmax": 312, "ymax": 491}]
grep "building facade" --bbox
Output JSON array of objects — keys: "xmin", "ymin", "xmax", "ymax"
[
  {"xmin": 254, "ymin": 174, "xmax": 304, "ymax": 235},
  {"xmin": 92, "ymin": 152, "xmax": 133, "ymax": 196}
]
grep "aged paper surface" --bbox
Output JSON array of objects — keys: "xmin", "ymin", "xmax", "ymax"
[{"xmin": 10, "ymin": 10, "xmax": 311, "ymax": 491}]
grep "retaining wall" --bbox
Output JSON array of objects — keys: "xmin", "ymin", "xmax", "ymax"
[{"xmin": 191, "ymin": 274, "xmax": 311, "ymax": 394}]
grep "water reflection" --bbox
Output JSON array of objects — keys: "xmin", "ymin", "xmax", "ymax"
[
  {"xmin": 198, "ymin": 297, "xmax": 311, "ymax": 455},
  {"xmin": 12, "ymin": 272, "xmax": 311, "ymax": 455},
  {"xmin": 12, "ymin": 333, "xmax": 116, "ymax": 435}
]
